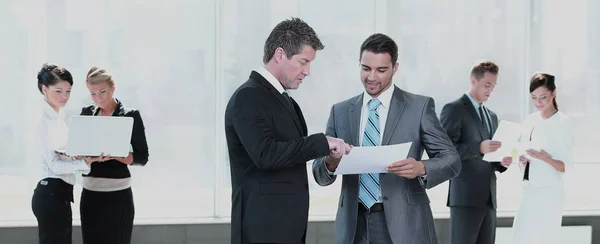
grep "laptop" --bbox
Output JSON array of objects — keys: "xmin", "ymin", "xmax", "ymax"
[{"xmin": 66, "ymin": 115, "xmax": 134, "ymax": 157}]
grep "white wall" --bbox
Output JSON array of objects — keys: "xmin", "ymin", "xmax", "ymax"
[{"xmin": 0, "ymin": 0, "xmax": 598, "ymax": 225}]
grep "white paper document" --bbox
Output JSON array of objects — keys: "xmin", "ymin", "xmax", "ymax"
[
  {"xmin": 517, "ymin": 140, "xmax": 545, "ymax": 161},
  {"xmin": 483, "ymin": 120, "xmax": 522, "ymax": 162},
  {"xmin": 334, "ymin": 142, "xmax": 413, "ymax": 175}
]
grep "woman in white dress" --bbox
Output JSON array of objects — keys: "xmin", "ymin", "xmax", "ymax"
[{"xmin": 511, "ymin": 73, "xmax": 573, "ymax": 244}]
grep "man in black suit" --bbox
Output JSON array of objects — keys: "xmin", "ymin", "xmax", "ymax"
[
  {"xmin": 440, "ymin": 61, "xmax": 512, "ymax": 244},
  {"xmin": 224, "ymin": 17, "xmax": 352, "ymax": 244}
]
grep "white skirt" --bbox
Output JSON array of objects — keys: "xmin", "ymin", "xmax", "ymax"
[{"xmin": 511, "ymin": 181, "xmax": 564, "ymax": 244}]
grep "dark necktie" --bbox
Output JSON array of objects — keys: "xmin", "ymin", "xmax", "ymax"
[
  {"xmin": 282, "ymin": 92, "xmax": 293, "ymax": 107},
  {"xmin": 479, "ymin": 105, "xmax": 491, "ymax": 139}
]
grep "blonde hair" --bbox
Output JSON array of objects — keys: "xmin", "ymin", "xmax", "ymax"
[{"xmin": 86, "ymin": 66, "xmax": 115, "ymax": 86}]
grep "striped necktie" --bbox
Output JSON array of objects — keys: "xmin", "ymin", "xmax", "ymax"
[{"xmin": 358, "ymin": 98, "xmax": 382, "ymax": 209}]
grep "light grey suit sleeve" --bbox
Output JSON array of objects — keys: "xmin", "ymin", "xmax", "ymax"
[
  {"xmin": 312, "ymin": 105, "xmax": 338, "ymax": 186},
  {"xmin": 419, "ymin": 97, "xmax": 461, "ymax": 188}
]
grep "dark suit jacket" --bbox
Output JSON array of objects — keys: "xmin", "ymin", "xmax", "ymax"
[
  {"xmin": 224, "ymin": 71, "xmax": 330, "ymax": 244},
  {"xmin": 440, "ymin": 94, "xmax": 506, "ymax": 209}
]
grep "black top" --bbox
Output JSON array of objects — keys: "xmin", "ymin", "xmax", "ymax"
[
  {"xmin": 523, "ymin": 127, "xmax": 535, "ymax": 181},
  {"xmin": 80, "ymin": 99, "xmax": 149, "ymax": 179}
]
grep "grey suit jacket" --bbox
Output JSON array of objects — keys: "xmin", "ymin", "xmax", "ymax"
[{"xmin": 313, "ymin": 86, "xmax": 461, "ymax": 244}]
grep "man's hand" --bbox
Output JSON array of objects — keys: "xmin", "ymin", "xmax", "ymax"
[
  {"xmin": 324, "ymin": 156, "xmax": 341, "ymax": 172},
  {"xmin": 500, "ymin": 156, "xmax": 512, "ymax": 167},
  {"xmin": 480, "ymin": 140, "xmax": 502, "ymax": 154},
  {"xmin": 386, "ymin": 157, "xmax": 426, "ymax": 179},
  {"xmin": 326, "ymin": 136, "xmax": 352, "ymax": 158}
]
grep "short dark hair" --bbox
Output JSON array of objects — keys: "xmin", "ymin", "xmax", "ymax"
[
  {"xmin": 263, "ymin": 17, "xmax": 324, "ymax": 63},
  {"xmin": 37, "ymin": 63, "xmax": 73, "ymax": 94},
  {"xmin": 530, "ymin": 73, "xmax": 558, "ymax": 110},
  {"xmin": 470, "ymin": 61, "xmax": 499, "ymax": 80},
  {"xmin": 359, "ymin": 33, "xmax": 399, "ymax": 64}
]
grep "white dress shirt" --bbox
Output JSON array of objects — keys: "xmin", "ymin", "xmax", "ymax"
[
  {"xmin": 255, "ymin": 66, "xmax": 286, "ymax": 95},
  {"xmin": 37, "ymin": 98, "xmax": 90, "ymax": 185},
  {"xmin": 359, "ymin": 88, "xmax": 394, "ymax": 146}
]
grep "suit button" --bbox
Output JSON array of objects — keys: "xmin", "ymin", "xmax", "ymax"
[
  {"xmin": 305, "ymin": 184, "xmax": 308, "ymax": 189},
  {"xmin": 383, "ymin": 196, "xmax": 388, "ymax": 201}
]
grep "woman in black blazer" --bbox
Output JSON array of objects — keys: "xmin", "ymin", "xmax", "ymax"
[{"xmin": 79, "ymin": 66, "xmax": 149, "ymax": 244}]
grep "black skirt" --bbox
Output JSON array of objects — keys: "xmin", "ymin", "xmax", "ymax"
[{"xmin": 80, "ymin": 187, "xmax": 135, "ymax": 244}]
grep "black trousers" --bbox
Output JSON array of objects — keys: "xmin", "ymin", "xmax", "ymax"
[
  {"xmin": 449, "ymin": 205, "xmax": 497, "ymax": 244},
  {"xmin": 80, "ymin": 187, "xmax": 135, "ymax": 244},
  {"xmin": 31, "ymin": 178, "xmax": 74, "ymax": 244}
]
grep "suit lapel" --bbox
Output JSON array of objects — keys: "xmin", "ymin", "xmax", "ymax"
[
  {"xmin": 250, "ymin": 71, "xmax": 304, "ymax": 134},
  {"xmin": 460, "ymin": 94, "xmax": 488, "ymax": 140},
  {"xmin": 348, "ymin": 94, "xmax": 363, "ymax": 146},
  {"xmin": 291, "ymin": 98, "xmax": 308, "ymax": 136},
  {"xmin": 382, "ymin": 87, "xmax": 406, "ymax": 145},
  {"xmin": 490, "ymin": 111, "xmax": 498, "ymax": 136}
]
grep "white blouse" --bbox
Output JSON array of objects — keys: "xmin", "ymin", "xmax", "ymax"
[
  {"xmin": 36, "ymin": 98, "xmax": 90, "ymax": 185},
  {"xmin": 519, "ymin": 111, "xmax": 573, "ymax": 187}
]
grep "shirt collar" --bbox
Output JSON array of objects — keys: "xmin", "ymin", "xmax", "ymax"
[
  {"xmin": 41, "ymin": 97, "xmax": 65, "ymax": 120},
  {"xmin": 362, "ymin": 84, "xmax": 394, "ymax": 110},
  {"xmin": 256, "ymin": 66, "xmax": 286, "ymax": 94},
  {"xmin": 465, "ymin": 92, "xmax": 484, "ymax": 109}
]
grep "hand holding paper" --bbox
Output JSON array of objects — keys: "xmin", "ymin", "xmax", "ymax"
[
  {"xmin": 386, "ymin": 157, "xmax": 425, "ymax": 179},
  {"xmin": 334, "ymin": 142, "xmax": 413, "ymax": 175},
  {"xmin": 483, "ymin": 120, "xmax": 522, "ymax": 162},
  {"xmin": 326, "ymin": 136, "xmax": 353, "ymax": 158}
]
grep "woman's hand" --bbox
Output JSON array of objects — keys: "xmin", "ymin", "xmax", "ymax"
[
  {"xmin": 83, "ymin": 153, "xmax": 111, "ymax": 165},
  {"xmin": 112, "ymin": 153, "xmax": 134, "ymax": 165},
  {"xmin": 526, "ymin": 149, "xmax": 553, "ymax": 163},
  {"xmin": 518, "ymin": 155, "xmax": 529, "ymax": 166}
]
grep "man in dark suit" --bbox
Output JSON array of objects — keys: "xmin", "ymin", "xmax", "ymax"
[
  {"xmin": 440, "ymin": 61, "xmax": 512, "ymax": 244},
  {"xmin": 224, "ymin": 17, "xmax": 352, "ymax": 244}
]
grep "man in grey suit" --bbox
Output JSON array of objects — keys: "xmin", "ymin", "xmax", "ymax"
[
  {"xmin": 312, "ymin": 33, "xmax": 461, "ymax": 244},
  {"xmin": 440, "ymin": 61, "xmax": 512, "ymax": 244}
]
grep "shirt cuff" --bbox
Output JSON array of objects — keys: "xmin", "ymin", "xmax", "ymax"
[{"xmin": 325, "ymin": 164, "xmax": 335, "ymax": 176}]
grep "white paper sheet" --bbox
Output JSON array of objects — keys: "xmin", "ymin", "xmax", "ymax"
[
  {"xmin": 517, "ymin": 141, "xmax": 545, "ymax": 161},
  {"xmin": 483, "ymin": 120, "xmax": 522, "ymax": 162},
  {"xmin": 334, "ymin": 142, "xmax": 413, "ymax": 175}
]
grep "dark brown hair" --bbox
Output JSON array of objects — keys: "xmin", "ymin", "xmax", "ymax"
[
  {"xmin": 530, "ymin": 73, "xmax": 558, "ymax": 110},
  {"xmin": 37, "ymin": 63, "xmax": 73, "ymax": 94},
  {"xmin": 359, "ymin": 33, "xmax": 399, "ymax": 64},
  {"xmin": 263, "ymin": 17, "xmax": 324, "ymax": 63},
  {"xmin": 470, "ymin": 61, "xmax": 499, "ymax": 80}
]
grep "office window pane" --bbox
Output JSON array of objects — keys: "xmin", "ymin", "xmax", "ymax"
[
  {"xmin": 396, "ymin": 0, "xmax": 527, "ymax": 214},
  {"xmin": 0, "ymin": 0, "xmax": 218, "ymax": 223}
]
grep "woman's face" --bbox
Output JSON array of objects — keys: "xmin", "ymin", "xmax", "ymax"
[
  {"xmin": 530, "ymin": 85, "xmax": 556, "ymax": 112},
  {"xmin": 42, "ymin": 80, "xmax": 72, "ymax": 110},
  {"xmin": 87, "ymin": 81, "xmax": 115, "ymax": 109}
]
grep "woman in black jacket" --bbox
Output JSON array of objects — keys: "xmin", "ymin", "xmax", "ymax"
[{"xmin": 79, "ymin": 66, "xmax": 149, "ymax": 244}]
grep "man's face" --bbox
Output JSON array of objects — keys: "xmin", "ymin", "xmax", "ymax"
[
  {"xmin": 278, "ymin": 45, "xmax": 316, "ymax": 90},
  {"xmin": 360, "ymin": 51, "xmax": 398, "ymax": 97},
  {"xmin": 470, "ymin": 72, "xmax": 498, "ymax": 103}
]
